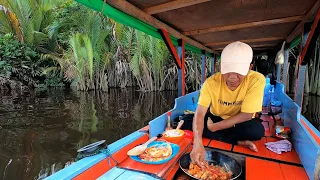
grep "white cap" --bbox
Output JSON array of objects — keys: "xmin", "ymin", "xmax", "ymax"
[{"xmin": 220, "ymin": 41, "xmax": 253, "ymax": 75}]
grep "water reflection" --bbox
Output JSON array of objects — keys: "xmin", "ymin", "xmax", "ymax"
[
  {"xmin": 0, "ymin": 88, "xmax": 176, "ymax": 180},
  {"xmin": 302, "ymin": 95, "xmax": 320, "ymax": 131}
]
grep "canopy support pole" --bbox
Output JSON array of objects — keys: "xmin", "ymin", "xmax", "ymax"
[
  {"xmin": 201, "ymin": 50, "xmax": 206, "ymax": 84},
  {"xmin": 294, "ymin": 8, "xmax": 320, "ymax": 105},
  {"xmin": 283, "ymin": 48, "xmax": 289, "ymax": 92},
  {"xmin": 211, "ymin": 54, "xmax": 215, "ymax": 75},
  {"xmin": 159, "ymin": 29, "xmax": 185, "ymax": 96},
  {"xmin": 178, "ymin": 39, "xmax": 185, "ymax": 96}
]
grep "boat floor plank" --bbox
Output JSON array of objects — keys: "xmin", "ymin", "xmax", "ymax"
[
  {"xmin": 280, "ymin": 164, "xmax": 309, "ymax": 180},
  {"xmin": 233, "ymin": 137, "xmax": 271, "ymax": 158},
  {"xmin": 265, "ymin": 137, "xmax": 302, "ymax": 164},
  {"xmin": 208, "ymin": 140, "xmax": 232, "ymax": 151},
  {"xmin": 246, "ymin": 157, "xmax": 308, "ymax": 180},
  {"xmin": 246, "ymin": 157, "xmax": 285, "ymax": 180},
  {"xmin": 202, "ymin": 137, "xmax": 211, "ymax": 146}
]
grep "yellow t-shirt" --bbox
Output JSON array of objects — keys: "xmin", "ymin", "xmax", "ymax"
[{"xmin": 198, "ymin": 70, "xmax": 266, "ymax": 119}]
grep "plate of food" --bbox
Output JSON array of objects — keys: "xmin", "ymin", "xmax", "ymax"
[
  {"xmin": 179, "ymin": 150, "xmax": 242, "ymax": 180},
  {"xmin": 129, "ymin": 141, "xmax": 180, "ymax": 164}
]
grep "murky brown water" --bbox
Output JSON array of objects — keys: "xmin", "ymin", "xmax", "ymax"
[
  {"xmin": 302, "ymin": 95, "xmax": 320, "ymax": 131},
  {"xmin": 0, "ymin": 88, "xmax": 177, "ymax": 180}
]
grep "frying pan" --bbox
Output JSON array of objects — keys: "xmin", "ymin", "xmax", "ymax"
[{"xmin": 179, "ymin": 150, "xmax": 242, "ymax": 180}]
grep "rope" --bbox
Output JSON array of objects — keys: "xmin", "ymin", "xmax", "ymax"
[{"xmin": 76, "ymin": 145, "xmax": 118, "ymax": 167}]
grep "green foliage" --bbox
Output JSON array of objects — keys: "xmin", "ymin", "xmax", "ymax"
[
  {"xmin": 0, "ymin": 0, "xmax": 64, "ymax": 47},
  {"xmin": 0, "ymin": 0, "xmax": 204, "ymax": 92},
  {"xmin": 0, "ymin": 33, "xmax": 42, "ymax": 87},
  {"xmin": 0, "ymin": 33, "xmax": 65, "ymax": 89}
]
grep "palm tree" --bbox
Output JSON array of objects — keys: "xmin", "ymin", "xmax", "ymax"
[{"xmin": 0, "ymin": 0, "xmax": 63, "ymax": 47}]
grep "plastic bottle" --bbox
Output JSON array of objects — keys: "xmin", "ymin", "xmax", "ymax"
[
  {"xmin": 166, "ymin": 111, "xmax": 172, "ymax": 130},
  {"xmin": 263, "ymin": 77, "xmax": 271, "ymax": 107},
  {"xmin": 269, "ymin": 85, "xmax": 274, "ymax": 107}
]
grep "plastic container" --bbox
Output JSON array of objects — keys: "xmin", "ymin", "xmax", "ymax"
[
  {"xmin": 263, "ymin": 78, "xmax": 271, "ymax": 107},
  {"xmin": 163, "ymin": 129, "xmax": 185, "ymax": 142}
]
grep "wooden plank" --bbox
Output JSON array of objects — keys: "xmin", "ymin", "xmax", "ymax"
[
  {"xmin": 214, "ymin": 43, "xmax": 278, "ymax": 50},
  {"xmin": 106, "ymin": 0, "xmax": 217, "ymax": 54},
  {"xmin": 246, "ymin": 157, "xmax": 285, "ymax": 180},
  {"xmin": 205, "ymin": 37, "xmax": 285, "ymax": 46},
  {"xmin": 144, "ymin": 0, "xmax": 211, "ymax": 15},
  {"xmin": 279, "ymin": 164, "xmax": 309, "ymax": 180},
  {"xmin": 233, "ymin": 138, "xmax": 271, "ymax": 158},
  {"xmin": 299, "ymin": 8, "xmax": 320, "ymax": 65},
  {"xmin": 265, "ymin": 137, "xmax": 302, "ymax": 164},
  {"xmin": 183, "ymin": 16, "xmax": 303, "ymax": 36},
  {"xmin": 159, "ymin": 29, "xmax": 182, "ymax": 68},
  {"xmin": 73, "ymin": 134, "xmax": 149, "ymax": 180},
  {"xmin": 287, "ymin": 0, "xmax": 320, "ymax": 42},
  {"xmin": 117, "ymin": 137, "xmax": 192, "ymax": 177},
  {"xmin": 208, "ymin": 140, "xmax": 232, "ymax": 151}
]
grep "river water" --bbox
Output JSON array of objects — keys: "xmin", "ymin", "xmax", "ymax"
[
  {"xmin": 0, "ymin": 88, "xmax": 177, "ymax": 180},
  {"xmin": 0, "ymin": 88, "xmax": 319, "ymax": 180}
]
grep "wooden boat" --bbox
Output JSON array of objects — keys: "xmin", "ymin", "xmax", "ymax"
[
  {"xmin": 44, "ymin": 82, "xmax": 319, "ymax": 180},
  {"xmin": 45, "ymin": 0, "xmax": 320, "ymax": 179}
]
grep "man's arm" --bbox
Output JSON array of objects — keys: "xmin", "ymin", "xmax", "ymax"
[
  {"xmin": 208, "ymin": 112, "xmax": 253, "ymax": 132},
  {"xmin": 192, "ymin": 105, "xmax": 208, "ymax": 146}
]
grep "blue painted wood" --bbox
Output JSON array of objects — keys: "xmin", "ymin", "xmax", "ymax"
[
  {"xmin": 149, "ymin": 91, "xmax": 199, "ymax": 137},
  {"xmin": 274, "ymin": 81, "xmax": 319, "ymax": 180},
  {"xmin": 289, "ymin": 118, "xmax": 319, "ymax": 180},
  {"xmin": 201, "ymin": 52, "xmax": 206, "ymax": 84},
  {"xmin": 211, "ymin": 55, "xmax": 215, "ymax": 75},
  {"xmin": 294, "ymin": 65, "xmax": 306, "ymax": 107},
  {"xmin": 116, "ymin": 170, "xmax": 160, "ymax": 180},
  {"xmin": 45, "ymin": 131, "xmax": 144, "ymax": 180},
  {"xmin": 283, "ymin": 49, "xmax": 289, "ymax": 91},
  {"xmin": 178, "ymin": 45, "xmax": 183, "ymax": 97},
  {"xmin": 97, "ymin": 167, "xmax": 125, "ymax": 180},
  {"xmin": 276, "ymin": 64, "xmax": 281, "ymax": 82}
]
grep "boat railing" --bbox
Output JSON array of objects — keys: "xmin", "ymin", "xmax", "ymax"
[{"xmin": 274, "ymin": 81, "xmax": 320, "ymax": 180}]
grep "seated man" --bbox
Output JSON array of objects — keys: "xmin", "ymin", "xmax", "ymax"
[{"xmin": 184, "ymin": 41, "xmax": 266, "ymax": 167}]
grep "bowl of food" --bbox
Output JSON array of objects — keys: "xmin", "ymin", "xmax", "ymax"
[
  {"xmin": 179, "ymin": 150, "xmax": 242, "ymax": 180},
  {"xmin": 163, "ymin": 129, "xmax": 185, "ymax": 142}
]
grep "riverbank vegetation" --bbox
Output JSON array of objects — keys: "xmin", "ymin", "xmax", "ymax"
[{"xmin": 0, "ymin": 0, "xmax": 209, "ymax": 92}]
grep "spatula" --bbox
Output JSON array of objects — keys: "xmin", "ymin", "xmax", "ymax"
[
  {"xmin": 127, "ymin": 136, "xmax": 157, "ymax": 156},
  {"xmin": 176, "ymin": 120, "xmax": 184, "ymax": 130}
]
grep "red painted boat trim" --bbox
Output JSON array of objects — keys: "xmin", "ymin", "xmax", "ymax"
[
  {"xmin": 301, "ymin": 118, "xmax": 320, "ymax": 146},
  {"xmin": 159, "ymin": 29, "xmax": 181, "ymax": 68}
]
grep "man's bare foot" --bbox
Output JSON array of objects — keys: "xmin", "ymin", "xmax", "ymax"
[{"xmin": 237, "ymin": 140, "xmax": 258, "ymax": 152}]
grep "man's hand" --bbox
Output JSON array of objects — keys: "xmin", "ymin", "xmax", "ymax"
[
  {"xmin": 191, "ymin": 104, "xmax": 208, "ymax": 168},
  {"xmin": 190, "ymin": 144, "xmax": 206, "ymax": 168},
  {"xmin": 207, "ymin": 112, "xmax": 254, "ymax": 132}
]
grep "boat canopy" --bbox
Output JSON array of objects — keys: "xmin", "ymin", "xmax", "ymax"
[{"xmin": 76, "ymin": 0, "xmax": 319, "ymax": 55}]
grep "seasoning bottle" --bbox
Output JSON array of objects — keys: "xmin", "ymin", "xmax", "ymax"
[{"xmin": 166, "ymin": 111, "xmax": 172, "ymax": 130}]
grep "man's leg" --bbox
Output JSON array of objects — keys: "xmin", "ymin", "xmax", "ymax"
[
  {"xmin": 207, "ymin": 117, "xmax": 265, "ymax": 151},
  {"xmin": 221, "ymin": 118, "xmax": 265, "ymax": 141},
  {"xmin": 180, "ymin": 113, "xmax": 239, "ymax": 145}
]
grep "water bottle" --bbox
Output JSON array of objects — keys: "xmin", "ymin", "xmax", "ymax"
[
  {"xmin": 263, "ymin": 78, "xmax": 271, "ymax": 107},
  {"xmin": 269, "ymin": 85, "xmax": 274, "ymax": 106}
]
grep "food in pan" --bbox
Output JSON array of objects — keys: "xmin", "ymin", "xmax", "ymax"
[
  {"xmin": 139, "ymin": 143, "xmax": 172, "ymax": 162},
  {"xmin": 186, "ymin": 162, "xmax": 233, "ymax": 180}
]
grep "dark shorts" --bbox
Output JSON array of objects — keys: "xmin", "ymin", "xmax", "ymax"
[{"xmin": 180, "ymin": 112, "xmax": 265, "ymax": 145}]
